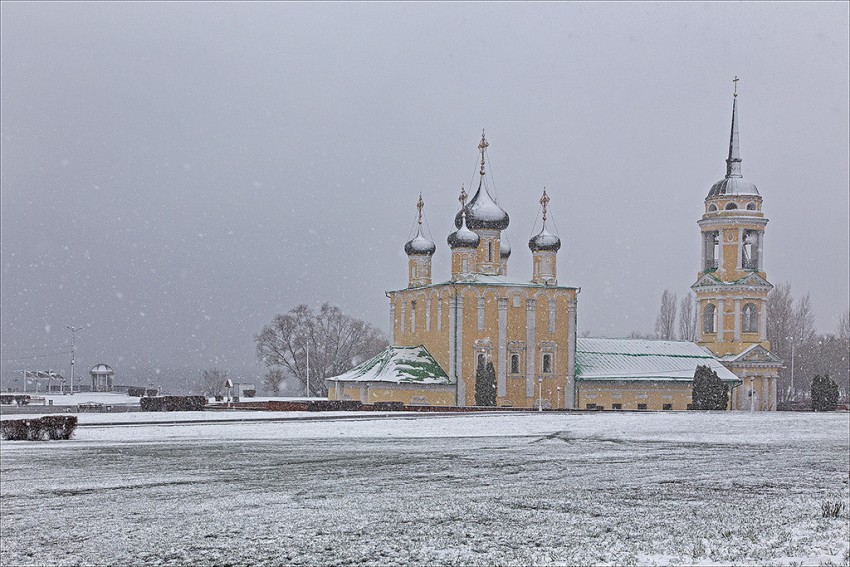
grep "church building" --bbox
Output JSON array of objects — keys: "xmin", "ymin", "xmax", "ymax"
[{"xmin": 328, "ymin": 85, "xmax": 781, "ymax": 410}]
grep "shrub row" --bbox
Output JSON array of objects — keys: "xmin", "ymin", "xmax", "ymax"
[
  {"xmin": 140, "ymin": 396, "xmax": 207, "ymax": 412},
  {"xmin": 0, "ymin": 395, "xmax": 32, "ymax": 405},
  {"xmin": 1, "ymin": 415, "xmax": 78, "ymax": 441}
]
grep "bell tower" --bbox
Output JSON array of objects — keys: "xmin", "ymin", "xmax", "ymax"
[{"xmin": 691, "ymin": 78, "xmax": 781, "ymax": 410}]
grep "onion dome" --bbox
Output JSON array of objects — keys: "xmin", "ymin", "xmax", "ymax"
[
  {"xmin": 500, "ymin": 238, "xmax": 511, "ymax": 258},
  {"xmin": 404, "ymin": 228, "xmax": 436, "ymax": 256},
  {"xmin": 453, "ymin": 132, "xmax": 510, "ymax": 231},
  {"xmin": 448, "ymin": 211, "xmax": 480, "ymax": 249},
  {"xmin": 529, "ymin": 227, "xmax": 561, "ymax": 252},
  {"xmin": 404, "ymin": 194, "xmax": 436, "ymax": 256},
  {"xmin": 708, "ymin": 84, "xmax": 759, "ymax": 198},
  {"xmin": 528, "ymin": 189, "xmax": 561, "ymax": 252}
]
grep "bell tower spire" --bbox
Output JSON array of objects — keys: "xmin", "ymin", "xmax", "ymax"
[{"xmin": 726, "ymin": 76, "xmax": 742, "ymax": 179}]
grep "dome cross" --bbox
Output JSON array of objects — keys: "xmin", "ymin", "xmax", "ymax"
[
  {"xmin": 478, "ymin": 130, "xmax": 488, "ymax": 176},
  {"xmin": 540, "ymin": 188, "xmax": 550, "ymax": 223},
  {"xmin": 416, "ymin": 193, "xmax": 424, "ymax": 226}
]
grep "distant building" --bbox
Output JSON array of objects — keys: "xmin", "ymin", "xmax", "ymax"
[{"xmin": 328, "ymin": 87, "xmax": 781, "ymax": 410}]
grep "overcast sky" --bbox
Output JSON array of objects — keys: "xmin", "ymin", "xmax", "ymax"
[{"xmin": 2, "ymin": 2, "xmax": 848, "ymax": 387}]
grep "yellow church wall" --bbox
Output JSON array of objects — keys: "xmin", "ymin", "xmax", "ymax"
[
  {"xmin": 333, "ymin": 382, "xmax": 456, "ymax": 406},
  {"xmin": 577, "ymin": 382, "xmax": 696, "ymax": 411}
]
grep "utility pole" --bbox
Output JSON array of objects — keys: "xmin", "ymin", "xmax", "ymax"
[{"xmin": 305, "ymin": 341, "xmax": 310, "ymax": 398}]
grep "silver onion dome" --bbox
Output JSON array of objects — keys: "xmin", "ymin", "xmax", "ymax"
[
  {"xmin": 453, "ymin": 184, "xmax": 510, "ymax": 231},
  {"xmin": 529, "ymin": 227, "xmax": 561, "ymax": 252},
  {"xmin": 448, "ymin": 213, "xmax": 480, "ymax": 249},
  {"xmin": 500, "ymin": 238, "xmax": 511, "ymax": 258},
  {"xmin": 404, "ymin": 228, "xmax": 436, "ymax": 256}
]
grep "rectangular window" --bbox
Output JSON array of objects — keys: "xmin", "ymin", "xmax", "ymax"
[
  {"xmin": 637, "ymin": 403, "xmax": 647, "ymax": 410},
  {"xmin": 612, "ymin": 403, "xmax": 622, "ymax": 410},
  {"xmin": 663, "ymin": 404, "xmax": 673, "ymax": 410}
]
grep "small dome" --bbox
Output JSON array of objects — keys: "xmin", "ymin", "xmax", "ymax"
[
  {"xmin": 707, "ymin": 177, "xmax": 759, "ymax": 198},
  {"xmin": 89, "ymin": 363, "xmax": 114, "ymax": 376},
  {"xmin": 404, "ymin": 228, "xmax": 436, "ymax": 256},
  {"xmin": 454, "ymin": 184, "xmax": 509, "ymax": 231},
  {"xmin": 500, "ymin": 239, "xmax": 511, "ymax": 258},
  {"xmin": 529, "ymin": 227, "xmax": 561, "ymax": 252},
  {"xmin": 448, "ymin": 220, "xmax": 480, "ymax": 249}
]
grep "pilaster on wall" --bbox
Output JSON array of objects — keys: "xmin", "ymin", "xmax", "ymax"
[
  {"xmin": 389, "ymin": 301, "xmax": 396, "ymax": 344},
  {"xmin": 566, "ymin": 297, "xmax": 577, "ymax": 408},
  {"xmin": 734, "ymin": 299, "xmax": 741, "ymax": 342},
  {"xmin": 456, "ymin": 295, "xmax": 465, "ymax": 405},
  {"xmin": 526, "ymin": 298, "xmax": 536, "ymax": 399},
  {"xmin": 497, "ymin": 298, "xmax": 507, "ymax": 398},
  {"xmin": 717, "ymin": 298, "xmax": 725, "ymax": 342}
]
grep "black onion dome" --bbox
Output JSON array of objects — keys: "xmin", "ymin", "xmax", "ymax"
[
  {"xmin": 454, "ymin": 184, "xmax": 509, "ymax": 231},
  {"xmin": 500, "ymin": 238, "xmax": 511, "ymax": 258},
  {"xmin": 404, "ymin": 228, "xmax": 436, "ymax": 256},
  {"xmin": 448, "ymin": 222, "xmax": 480, "ymax": 249},
  {"xmin": 529, "ymin": 227, "xmax": 561, "ymax": 252}
]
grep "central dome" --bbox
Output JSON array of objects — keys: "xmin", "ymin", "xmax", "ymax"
[{"xmin": 454, "ymin": 183, "xmax": 509, "ymax": 231}]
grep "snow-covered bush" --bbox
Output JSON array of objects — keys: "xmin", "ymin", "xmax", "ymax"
[{"xmin": 1, "ymin": 416, "xmax": 77, "ymax": 441}]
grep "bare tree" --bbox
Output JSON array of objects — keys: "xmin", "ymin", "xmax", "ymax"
[
  {"xmin": 263, "ymin": 368, "xmax": 285, "ymax": 395},
  {"xmin": 839, "ymin": 308, "xmax": 850, "ymax": 341},
  {"xmin": 256, "ymin": 303, "xmax": 388, "ymax": 397},
  {"xmin": 655, "ymin": 290, "xmax": 678, "ymax": 340},
  {"xmin": 678, "ymin": 292, "xmax": 697, "ymax": 342},
  {"xmin": 200, "ymin": 368, "xmax": 228, "ymax": 397}
]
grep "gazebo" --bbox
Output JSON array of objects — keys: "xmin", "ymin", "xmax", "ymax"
[{"xmin": 89, "ymin": 363, "xmax": 115, "ymax": 392}]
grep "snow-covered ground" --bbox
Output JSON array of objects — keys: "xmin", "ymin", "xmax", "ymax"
[
  {"xmin": 0, "ymin": 391, "xmax": 141, "ymax": 406},
  {"xmin": 1, "ymin": 412, "xmax": 848, "ymax": 566}
]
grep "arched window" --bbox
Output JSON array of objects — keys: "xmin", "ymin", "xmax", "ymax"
[
  {"xmin": 746, "ymin": 202, "xmax": 756, "ymax": 210},
  {"xmin": 410, "ymin": 264, "xmax": 417, "ymax": 279},
  {"xmin": 725, "ymin": 202, "xmax": 738, "ymax": 210},
  {"xmin": 477, "ymin": 353, "xmax": 486, "ymax": 370},
  {"xmin": 742, "ymin": 303, "xmax": 759, "ymax": 333},
  {"xmin": 703, "ymin": 303, "xmax": 716, "ymax": 334},
  {"xmin": 510, "ymin": 354, "xmax": 520, "ymax": 374},
  {"xmin": 708, "ymin": 204, "xmax": 717, "ymax": 212},
  {"xmin": 488, "ymin": 241, "xmax": 493, "ymax": 262},
  {"xmin": 542, "ymin": 353, "xmax": 552, "ymax": 374}
]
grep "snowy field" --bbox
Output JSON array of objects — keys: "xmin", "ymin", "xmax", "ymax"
[{"xmin": 1, "ymin": 412, "xmax": 848, "ymax": 566}]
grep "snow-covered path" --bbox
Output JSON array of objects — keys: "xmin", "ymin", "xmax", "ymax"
[{"xmin": 1, "ymin": 411, "xmax": 848, "ymax": 565}]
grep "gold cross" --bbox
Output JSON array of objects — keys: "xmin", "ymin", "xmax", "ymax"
[
  {"xmin": 733, "ymin": 75, "xmax": 739, "ymax": 97},
  {"xmin": 459, "ymin": 185, "xmax": 467, "ymax": 209},
  {"xmin": 416, "ymin": 193, "xmax": 424, "ymax": 225},
  {"xmin": 540, "ymin": 188, "xmax": 549, "ymax": 222},
  {"xmin": 478, "ymin": 130, "xmax": 488, "ymax": 176}
]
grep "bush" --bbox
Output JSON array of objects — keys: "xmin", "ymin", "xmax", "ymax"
[
  {"xmin": 1, "ymin": 416, "xmax": 78, "ymax": 441},
  {"xmin": 821, "ymin": 499, "xmax": 846, "ymax": 518},
  {"xmin": 127, "ymin": 387, "xmax": 146, "ymax": 397},
  {"xmin": 811, "ymin": 374, "xmax": 839, "ymax": 412},
  {"xmin": 243, "ymin": 390, "xmax": 256, "ymax": 398},
  {"xmin": 691, "ymin": 365, "xmax": 729, "ymax": 410},
  {"xmin": 140, "ymin": 396, "xmax": 207, "ymax": 412}
]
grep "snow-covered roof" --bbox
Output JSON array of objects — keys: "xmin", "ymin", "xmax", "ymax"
[
  {"xmin": 89, "ymin": 363, "xmax": 115, "ymax": 375},
  {"xmin": 327, "ymin": 346, "xmax": 452, "ymax": 385},
  {"xmin": 576, "ymin": 338, "xmax": 740, "ymax": 383}
]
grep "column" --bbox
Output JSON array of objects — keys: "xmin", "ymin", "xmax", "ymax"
[
  {"xmin": 734, "ymin": 299, "xmax": 741, "ymax": 342},
  {"xmin": 737, "ymin": 228, "xmax": 744, "ymax": 269},
  {"xmin": 567, "ymin": 297, "xmax": 578, "ymax": 409},
  {"xmin": 738, "ymin": 380, "xmax": 747, "ymax": 410},
  {"xmin": 769, "ymin": 378, "xmax": 777, "ymax": 411},
  {"xmin": 717, "ymin": 299, "xmax": 725, "ymax": 342},
  {"xmin": 696, "ymin": 299, "xmax": 703, "ymax": 342},
  {"xmin": 761, "ymin": 377, "xmax": 769, "ymax": 411},
  {"xmin": 759, "ymin": 299, "xmax": 767, "ymax": 341},
  {"xmin": 425, "ymin": 298, "xmax": 431, "ymax": 332},
  {"xmin": 497, "ymin": 298, "xmax": 507, "ymax": 398},
  {"xmin": 758, "ymin": 232, "xmax": 765, "ymax": 271},
  {"xmin": 526, "ymin": 298, "xmax": 536, "ymax": 401}
]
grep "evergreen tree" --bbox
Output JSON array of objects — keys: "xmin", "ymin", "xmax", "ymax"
[
  {"xmin": 475, "ymin": 360, "xmax": 497, "ymax": 407},
  {"xmin": 691, "ymin": 365, "xmax": 729, "ymax": 410},
  {"xmin": 811, "ymin": 374, "xmax": 839, "ymax": 411}
]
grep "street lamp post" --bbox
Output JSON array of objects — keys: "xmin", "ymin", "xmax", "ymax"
[
  {"xmin": 538, "ymin": 377, "xmax": 543, "ymax": 412},
  {"xmin": 556, "ymin": 386, "xmax": 561, "ymax": 410},
  {"xmin": 305, "ymin": 341, "xmax": 310, "ymax": 399},
  {"xmin": 67, "ymin": 326, "xmax": 83, "ymax": 395}
]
